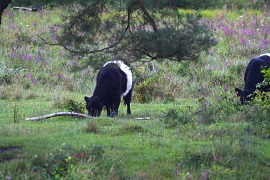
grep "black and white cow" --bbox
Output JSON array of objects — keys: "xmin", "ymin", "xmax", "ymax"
[
  {"xmin": 235, "ymin": 53, "xmax": 270, "ymax": 105},
  {"xmin": 84, "ymin": 61, "xmax": 133, "ymax": 117}
]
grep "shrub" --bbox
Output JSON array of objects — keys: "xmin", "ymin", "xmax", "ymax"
[
  {"xmin": 0, "ymin": 65, "xmax": 25, "ymax": 85},
  {"xmin": 194, "ymin": 94, "xmax": 237, "ymax": 124},
  {"xmin": 61, "ymin": 98, "xmax": 84, "ymax": 113},
  {"xmin": 251, "ymin": 68, "xmax": 270, "ymax": 138},
  {"xmin": 133, "ymin": 63, "xmax": 176, "ymax": 103},
  {"xmin": 30, "ymin": 145, "xmax": 117, "ymax": 179},
  {"xmin": 162, "ymin": 106, "xmax": 191, "ymax": 128},
  {"xmin": 119, "ymin": 123, "xmax": 148, "ymax": 134},
  {"xmin": 84, "ymin": 121, "xmax": 100, "ymax": 134}
]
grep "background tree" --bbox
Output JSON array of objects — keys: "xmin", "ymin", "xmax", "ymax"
[
  {"xmin": 0, "ymin": 0, "xmax": 12, "ymax": 25},
  {"xmin": 40, "ymin": 0, "xmax": 216, "ymax": 68}
]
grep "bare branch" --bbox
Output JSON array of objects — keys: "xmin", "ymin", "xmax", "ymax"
[
  {"xmin": 24, "ymin": 112, "xmax": 153, "ymax": 121},
  {"xmin": 24, "ymin": 112, "xmax": 92, "ymax": 121},
  {"xmin": 137, "ymin": 0, "xmax": 158, "ymax": 32},
  {"xmin": 37, "ymin": 26, "xmax": 128, "ymax": 54}
]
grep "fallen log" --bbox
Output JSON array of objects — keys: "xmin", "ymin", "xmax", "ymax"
[
  {"xmin": 13, "ymin": 6, "xmax": 37, "ymax": 11},
  {"xmin": 24, "ymin": 112, "xmax": 92, "ymax": 121},
  {"xmin": 25, "ymin": 112, "xmax": 153, "ymax": 121},
  {"xmin": 134, "ymin": 117, "xmax": 151, "ymax": 120}
]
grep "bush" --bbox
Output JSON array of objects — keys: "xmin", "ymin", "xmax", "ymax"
[
  {"xmin": 162, "ymin": 106, "xmax": 191, "ymax": 128},
  {"xmin": 251, "ymin": 68, "xmax": 270, "ymax": 138},
  {"xmin": 84, "ymin": 121, "xmax": 100, "ymax": 134},
  {"xmin": 61, "ymin": 98, "xmax": 84, "ymax": 113},
  {"xmin": 133, "ymin": 63, "xmax": 176, "ymax": 103},
  {"xmin": 0, "ymin": 65, "xmax": 25, "ymax": 85}
]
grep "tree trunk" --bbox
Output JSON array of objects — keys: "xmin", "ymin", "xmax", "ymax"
[{"xmin": 0, "ymin": 0, "xmax": 12, "ymax": 25}]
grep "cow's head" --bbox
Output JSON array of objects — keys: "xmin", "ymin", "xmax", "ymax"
[
  {"xmin": 235, "ymin": 88, "xmax": 253, "ymax": 105},
  {"xmin": 84, "ymin": 96, "xmax": 103, "ymax": 117}
]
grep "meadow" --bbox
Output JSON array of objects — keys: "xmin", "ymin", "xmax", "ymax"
[{"xmin": 0, "ymin": 6, "xmax": 270, "ymax": 179}]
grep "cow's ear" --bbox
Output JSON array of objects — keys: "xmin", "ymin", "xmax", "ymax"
[
  {"xmin": 84, "ymin": 96, "xmax": 89, "ymax": 102},
  {"xmin": 235, "ymin": 88, "xmax": 242, "ymax": 97}
]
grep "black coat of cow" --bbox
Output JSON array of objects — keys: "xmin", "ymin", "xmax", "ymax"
[
  {"xmin": 235, "ymin": 54, "xmax": 270, "ymax": 104},
  {"xmin": 84, "ymin": 61, "xmax": 133, "ymax": 117}
]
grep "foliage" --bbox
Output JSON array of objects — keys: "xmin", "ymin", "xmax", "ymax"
[
  {"xmin": 133, "ymin": 63, "xmax": 176, "ymax": 103},
  {"xmin": 84, "ymin": 121, "xmax": 100, "ymax": 134},
  {"xmin": 1, "ymin": 7, "xmax": 270, "ymax": 180},
  {"xmin": 0, "ymin": 65, "xmax": 25, "ymax": 85},
  {"xmin": 162, "ymin": 106, "xmax": 191, "ymax": 128},
  {"xmin": 251, "ymin": 68, "xmax": 270, "ymax": 138},
  {"xmin": 119, "ymin": 123, "xmax": 147, "ymax": 134},
  {"xmin": 30, "ymin": 144, "xmax": 120, "ymax": 179},
  {"xmin": 61, "ymin": 98, "xmax": 85, "ymax": 113},
  {"xmin": 10, "ymin": 0, "xmax": 266, "ymax": 9},
  {"xmin": 211, "ymin": 11, "xmax": 270, "ymax": 58},
  {"xmin": 50, "ymin": 1, "xmax": 216, "ymax": 68}
]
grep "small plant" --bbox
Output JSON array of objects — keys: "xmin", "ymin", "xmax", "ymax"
[
  {"xmin": 133, "ymin": 65, "xmax": 176, "ymax": 103},
  {"xmin": 61, "ymin": 98, "xmax": 84, "ymax": 113},
  {"xmin": 119, "ymin": 123, "xmax": 148, "ymax": 134},
  {"xmin": 0, "ymin": 65, "xmax": 25, "ymax": 85},
  {"xmin": 162, "ymin": 107, "xmax": 191, "ymax": 128},
  {"xmin": 31, "ymin": 145, "xmax": 107, "ymax": 179},
  {"xmin": 84, "ymin": 121, "xmax": 100, "ymax": 134},
  {"xmin": 250, "ymin": 68, "xmax": 270, "ymax": 138}
]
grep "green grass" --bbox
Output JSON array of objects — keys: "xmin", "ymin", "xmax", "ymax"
[
  {"xmin": 0, "ymin": 7, "xmax": 270, "ymax": 180},
  {"xmin": 0, "ymin": 92, "xmax": 269, "ymax": 179}
]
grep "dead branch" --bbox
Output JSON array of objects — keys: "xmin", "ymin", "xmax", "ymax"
[
  {"xmin": 134, "ymin": 117, "xmax": 151, "ymax": 120},
  {"xmin": 24, "ymin": 112, "xmax": 92, "ymax": 121},
  {"xmin": 12, "ymin": 7, "xmax": 37, "ymax": 11},
  {"xmin": 24, "ymin": 112, "xmax": 153, "ymax": 121}
]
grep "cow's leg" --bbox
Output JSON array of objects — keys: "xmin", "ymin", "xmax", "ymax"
[
  {"xmin": 123, "ymin": 89, "xmax": 132, "ymax": 115},
  {"xmin": 110, "ymin": 100, "xmax": 120, "ymax": 117},
  {"xmin": 106, "ymin": 105, "xmax": 111, "ymax": 117}
]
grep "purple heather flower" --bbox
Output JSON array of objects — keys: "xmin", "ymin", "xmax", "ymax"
[
  {"xmin": 83, "ymin": 69, "xmax": 89, "ymax": 75},
  {"xmin": 33, "ymin": 21, "xmax": 37, "ymax": 27},
  {"xmin": 240, "ymin": 37, "xmax": 247, "ymax": 45},
  {"xmin": 203, "ymin": 170, "xmax": 208, "ymax": 180},
  {"xmin": 26, "ymin": 54, "xmax": 33, "ymax": 61},
  {"xmin": 214, "ymin": 155, "xmax": 217, "ymax": 161},
  {"xmin": 259, "ymin": 43, "xmax": 265, "ymax": 49},
  {"xmin": 217, "ymin": 80, "xmax": 221, "ymax": 86},
  {"xmin": 56, "ymin": 73, "xmax": 62, "ymax": 79},
  {"xmin": 33, "ymin": 78, "xmax": 39, "ymax": 86},
  {"xmin": 213, "ymin": 37, "xmax": 219, "ymax": 44},
  {"xmin": 224, "ymin": 84, "xmax": 228, "ymax": 92},
  {"xmin": 27, "ymin": 74, "xmax": 32, "ymax": 80},
  {"xmin": 53, "ymin": 35, "xmax": 57, "ymax": 42},
  {"xmin": 60, "ymin": 50, "xmax": 65, "ymax": 57},
  {"xmin": 20, "ymin": 55, "xmax": 25, "ymax": 61}
]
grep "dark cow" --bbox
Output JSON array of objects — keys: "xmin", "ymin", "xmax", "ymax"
[
  {"xmin": 235, "ymin": 53, "xmax": 270, "ymax": 104},
  {"xmin": 84, "ymin": 61, "xmax": 133, "ymax": 117}
]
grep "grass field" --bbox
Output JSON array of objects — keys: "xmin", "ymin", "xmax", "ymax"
[{"xmin": 0, "ymin": 6, "xmax": 270, "ymax": 180}]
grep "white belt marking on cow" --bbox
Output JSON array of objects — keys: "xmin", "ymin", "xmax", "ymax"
[
  {"xmin": 103, "ymin": 60, "xmax": 133, "ymax": 97},
  {"xmin": 259, "ymin": 53, "xmax": 270, "ymax": 58}
]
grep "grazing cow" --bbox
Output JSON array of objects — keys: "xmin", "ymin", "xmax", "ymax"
[
  {"xmin": 235, "ymin": 53, "xmax": 270, "ymax": 104},
  {"xmin": 84, "ymin": 61, "xmax": 133, "ymax": 117}
]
